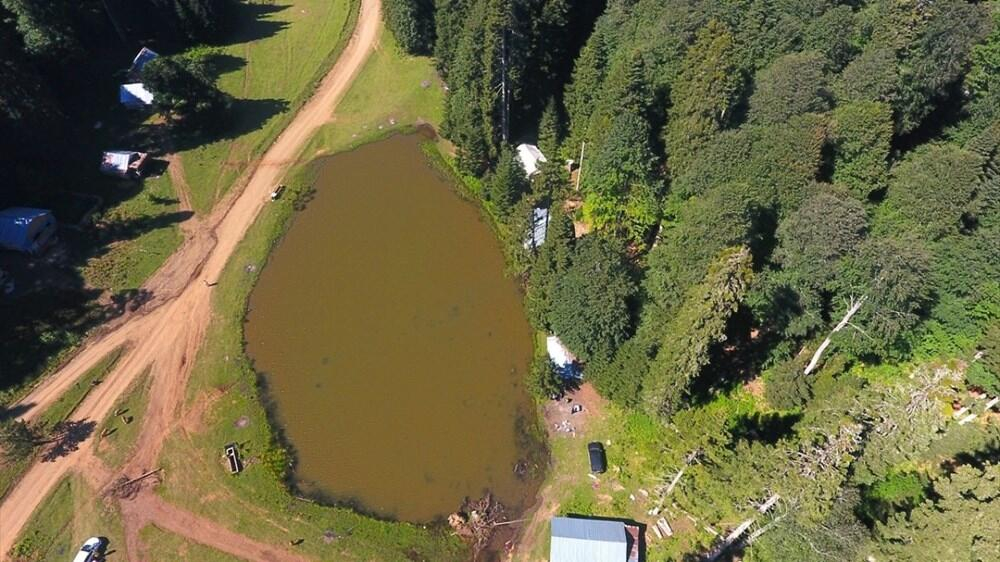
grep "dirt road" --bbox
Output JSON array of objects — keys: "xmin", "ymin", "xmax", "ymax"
[{"xmin": 0, "ymin": 0, "xmax": 382, "ymax": 557}]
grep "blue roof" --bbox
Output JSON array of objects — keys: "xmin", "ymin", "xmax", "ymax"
[
  {"xmin": 0, "ymin": 207, "xmax": 56, "ymax": 254},
  {"xmin": 129, "ymin": 47, "xmax": 159, "ymax": 76}
]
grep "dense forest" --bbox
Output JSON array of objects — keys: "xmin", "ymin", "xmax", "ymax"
[
  {"xmin": 0, "ymin": 0, "xmax": 232, "ymax": 205},
  {"xmin": 386, "ymin": 0, "xmax": 1000, "ymax": 558}
]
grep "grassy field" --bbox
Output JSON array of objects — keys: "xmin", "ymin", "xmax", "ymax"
[
  {"xmin": 145, "ymin": 23, "xmax": 467, "ymax": 561},
  {"xmin": 178, "ymin": 0, "xmax": 359, "ymax": 214},
  {"xmin": 139, "ymin": 524, "xmax": 243, "ymax": 562},
  {"xmin": 81, "ymin": 174, "xmax": 185, "ymax": 293},
  {"xmin": 303, "ymin": 26, "xmax": 443, "ymax": 157},
  {"xmin": 8, "ymin": 474, "xmax": 124, "ymax": 562},
  {"xmin": 93, "ymin": 367, "xmax": 153, "ymax": 469}
]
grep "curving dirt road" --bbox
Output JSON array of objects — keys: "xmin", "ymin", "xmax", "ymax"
[{"xmin": 0, "ymin": 0, "xmax": 382, "ymax": 557}]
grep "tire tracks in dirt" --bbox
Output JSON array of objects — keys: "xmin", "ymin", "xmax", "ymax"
[{"xmin": 0, "ymin": 0, "xmax": 382, "ymax": 557}]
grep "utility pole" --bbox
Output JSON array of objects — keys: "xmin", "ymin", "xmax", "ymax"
[
  {"xmin": 575, "ymin": 141, "xmax": 586, "ymax": 191},
  {"xmin": 100, "ymin": 0, "xmax": 129, "ymax": 45},
  {"xmin": 500, "ymin": 29, "xmax": 510, "ymax": 144}
]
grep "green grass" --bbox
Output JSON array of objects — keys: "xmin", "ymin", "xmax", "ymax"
[
  {"xmin": 303, "ymin": 24, "xmax": 443, "ymax": 157},
  {"xmin": 179, "ymin": 0, "xmax": 359, "ymax": 213},
  {"xmin": 9, "ymin": 474, "xmax": 125, "ymax": 561},
  {"xmin": 139, "ymin": 525, "xmax": 243, "ymax": 562},
  {"xmin": 93, "ymin": 367, "xmax": 153, "ymax": 468},
  {"xmin": 82, "ymin": 174, "xmax": 185, "ymax": 293},
  {"xmin": 36, "ymin": 347, "xmax": 125, "ymax": 431}
]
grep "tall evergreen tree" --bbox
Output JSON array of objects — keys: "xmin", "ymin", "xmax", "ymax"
[
  {"xmin": 665, "ymin": 19, "xmax": 743, "ymax": 176},
  {"xmin": 643, "ymin": 246, "xmax": 753, "ymax": 417}
]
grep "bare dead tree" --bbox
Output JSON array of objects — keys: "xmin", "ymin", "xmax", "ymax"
[
  {"xmin": 804, "ymin": 296, "xmax": 868, "ymax": 375},
  {"xmin": 702, "ymin": 493, "xmax": 781, "ymax": 562}
]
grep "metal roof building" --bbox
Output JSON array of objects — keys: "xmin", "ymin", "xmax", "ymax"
[
  {"xmin": 550, "ymin": 517, "xmax": 640, "ymax": 562},
  {"xmin": 0, "ymin": 207, "xmax": 57, "ymax": 255},
  {"xmin": 523, "ymin": 206, "xmax": 549, "ymax": 250},
  {"xmin": 119, "ymin": 83, "xmax": 154, "ymax": 108},
  {"xmin": 128, "ymin": 47, "xmax": 159, "ymax": 77}
]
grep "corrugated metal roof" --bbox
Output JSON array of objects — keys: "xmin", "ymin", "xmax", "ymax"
[
  {"xmin": 550, "ymin": 517, "xmax": 628, "ymax": 562},
  {"xmin": 524, "ymin": 206, "xmax": 549, "ymax": 249}
]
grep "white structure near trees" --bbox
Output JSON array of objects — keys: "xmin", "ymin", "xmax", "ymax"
[{"xmin": 516, "ymin": 143, "xmax": 547, "ymax": 178}]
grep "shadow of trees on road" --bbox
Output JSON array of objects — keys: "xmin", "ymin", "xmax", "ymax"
[{"xmin": 40, "ymin": 419, "xmax": 97, "ymax": 462}]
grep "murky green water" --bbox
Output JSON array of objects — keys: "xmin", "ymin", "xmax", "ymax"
[{"xmin": 245, "ymin": 133, "xmax": 539, "ymax": 523}]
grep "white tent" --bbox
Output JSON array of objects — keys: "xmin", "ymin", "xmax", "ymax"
[
  {"xmin": 516, "ymin": 143, "xmax": 547, "ymax": 177},
  {"xmin": 546, "ymin": 336, "xmax": 576, "ymax": 368}
]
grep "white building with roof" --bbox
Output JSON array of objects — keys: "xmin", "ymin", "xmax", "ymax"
[{"xmin": 516, "ymin": 143, "xmax": 547, "ymax": 177}]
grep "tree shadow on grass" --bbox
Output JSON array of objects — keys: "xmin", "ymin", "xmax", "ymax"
[
  {"xmin": 132, "ymin": 97, "xmax": 290, "ymax": 153},
  {"xmin": 219, "ymin": 2, "xmax": 292, "ymax": 46},
  {"xmin": 200, "ymin": 53, "xmax": 247, "ymax": 81}
]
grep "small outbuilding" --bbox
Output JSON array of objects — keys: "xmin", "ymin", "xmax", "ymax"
[
  {"xmin": 119, "ymin": 83, "xmax": 154, "ymax": 108},
  {"xmin": 550, "ymin": 517, "xmax": 641, "ymax": 562},
  {"xmin": 547, "ymin": 335, "xmax": 580, "ymax": 379},
  {"xmin": 523, "ymin": 206, "xmax": 549, "ymax": 250},
  {"xmin": 128, "ymin": 47, "xmax": 159, "ymax": 78},
  {"xmin": 0, "ymin": 207, "xmax": 57, "ymax": 255},
  {"xmin": 516, "ymin": 143, "xmax": 547, "ymax": 178},
  {"xmin": 100, "ymin": 151, "xmax": 149, "ymax": 179}
]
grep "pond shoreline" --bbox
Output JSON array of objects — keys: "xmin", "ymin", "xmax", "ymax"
[{"xmin": 238, "ymin": 130, "xmax": 550, "ymax": 556}]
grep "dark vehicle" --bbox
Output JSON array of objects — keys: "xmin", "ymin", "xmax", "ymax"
[{"xmin": 588, "ymin": 441, "xmax": 607, "ymax": 474}]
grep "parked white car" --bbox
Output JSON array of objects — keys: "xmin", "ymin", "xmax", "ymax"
[{"xmin": 72, "ymin": 537, "xmax": 106, "ymax": 562}]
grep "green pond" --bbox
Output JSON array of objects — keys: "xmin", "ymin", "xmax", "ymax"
[{"xmin": 244, "ymin": 132, "xmax": 540, "ymax": 523}]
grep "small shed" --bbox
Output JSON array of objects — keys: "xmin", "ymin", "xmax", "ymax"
[
  {"xmin": 550, "ymin": 517, "xmax": 640, "ymax": 562},
  {"xmin": 119, "ymin": 83, "xmax": 154, "ymax": 108},
  {"xmin": 547, "ymin": 335, "xmax": 580, "ymax": 379},
  {"xmin": 100, "ymin": 151, "xmax": 149, "ymax": 179},
  {"xmin": 0, "ymin": 207, "xmax": 57, "ymax": 255},
  {"xmin": 523, "ymin": 207, "xmax": 549, "ymax": 250},
  {"xmin": 516, "ymin": 143, "xmax": 547, "ymax": 178},
  {"xmin": 128, "ymin": 47, "xmax": 159, "ymax": 78}
]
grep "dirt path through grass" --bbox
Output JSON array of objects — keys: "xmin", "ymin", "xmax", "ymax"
[{"xmin": 0, "ymin": 0, "xmax": 381, "ymax": 556}]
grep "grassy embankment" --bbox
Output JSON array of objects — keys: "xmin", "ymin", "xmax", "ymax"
[
  {"xmin": 0, "ymin": 347, "xmax": 124, "ymax": 500},
  {"xmin": 149, "ymin": 26, "xmax": 464, "ymax": 560},
  {"xmin": 93, "ymin": 367, "xmax": 153, "ymax": 469},
  {"xmin": 8, "ymin": 473, "xmax": 125, "ymax": 561}
]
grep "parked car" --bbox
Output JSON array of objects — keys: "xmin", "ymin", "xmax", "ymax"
[
  {"xmin": 270, "ymin": 184, "xmax": 286, "ymax": 201},
  {"xmin": 72, "ymin": 537, "xmax": 107, "ymax": 562},
  {"xmin": 588, "ymin": 441, "xmax": 607, "ymax": 474}
]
